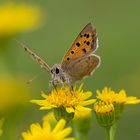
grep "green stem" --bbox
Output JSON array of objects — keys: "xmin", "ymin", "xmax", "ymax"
[
  {"xmin": 105, "ymin": 124, "xmax": 117, "ymax": 140},
  {"xmin": 75, "ymin": 131, "xmax": 88, "ymax": 140},
  {"xmin": 105, "ymin": 126, "xmax": 111, "ymax": 140},
  {"xmin": 110, "ymin": 123, "xmax": 117, "ymax": 140}
]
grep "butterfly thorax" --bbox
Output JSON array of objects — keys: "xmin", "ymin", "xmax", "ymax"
[{"xmin": 50, "ymin": 64, "xmax": 71, "ymax": 86}]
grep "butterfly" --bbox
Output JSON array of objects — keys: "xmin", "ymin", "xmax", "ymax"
[{"xmin": 17, "ymin": 23, "xmax": 100, "ymax": 90}]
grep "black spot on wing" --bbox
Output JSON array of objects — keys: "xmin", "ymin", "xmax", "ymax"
[
  {"xmin": 86, "ymin": 34, "xmax": 90, "ymax": 38},
  {"xmin": 84, "ymin": 33, "xmax": 87, "ymax": 37},
  {"xmin": 76, "ymin": 42, "xmax": 80, "ymax": 47},
  {"xmin": 82, "ymin": 48, "xmax": 87, "ymax": 53},
  {"xmin": 86, "ymin": 41, "xmax": 90, "ymax": 46},
  {"xmin": 67, "ymin": 57, "xmax": 70, "ymax": 61},
  {"xmin": 71, "ymin": 51, "xmax": 74, "ymax": 54},
  {"xmin": 84, "ymin": 33, "xmax": 90, "ymax": 38}
]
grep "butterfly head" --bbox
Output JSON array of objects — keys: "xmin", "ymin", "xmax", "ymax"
[{"xmin": 50, "ymin": 64, "xmax": 65, "ymax": 80}]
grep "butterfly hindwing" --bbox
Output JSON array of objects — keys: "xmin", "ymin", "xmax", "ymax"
[
  {"xmin": 61, "ymin": 23, "xmax": 98, "ymax": 69},
  {"xmin": 65, "ymin": 54, "xmax": 100, "ymax": 81}
]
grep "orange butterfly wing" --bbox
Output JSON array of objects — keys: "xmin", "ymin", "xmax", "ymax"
[{"xmin": 61, "ymin": 23, "xmax": 98, "ymax": 69}]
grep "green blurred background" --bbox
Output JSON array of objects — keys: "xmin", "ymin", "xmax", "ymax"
[{"xmin": 0, "ymin": 0, "xmax": 140, "ymax": 140}]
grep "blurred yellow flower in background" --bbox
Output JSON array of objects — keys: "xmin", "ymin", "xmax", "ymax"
[
  {"xmin": 0, "ymin": 74, "xmax": 31, "ymax": 113},
  {"xmin": 96, "ymin": 87, "xmax": 140, "ymax": 105},
  {"xmin": 22, "ymin": 119, "xmax": 75, "ymax": 140},
  {"xmin": 31, "ymin": 84, "xmax": 96, "ymax": 114},
  {"xmin": 74, "ymin": 109, "xmax": 92, "ymax": 120},
  {"xmin": 73, "ymin": 109, "xmax": 92, "ymax": 139},
  {"xmin": 0, "ymin": 2, "xmax": 43, "ymax": 37},
  {"xmin": 43, "ymin": 112, "xmax": 55, "ymax": 123}
]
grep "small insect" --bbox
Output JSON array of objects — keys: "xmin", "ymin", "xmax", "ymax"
[{"xmin": 17, "ymin": 23, "xmax": 100, "ymax": 90}]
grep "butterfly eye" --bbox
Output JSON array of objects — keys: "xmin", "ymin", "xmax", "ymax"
[{"xmin": 55, "ymin": 67, "xmax": 59, "ymax": 74}]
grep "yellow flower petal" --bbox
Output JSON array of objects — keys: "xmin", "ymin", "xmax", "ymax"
[
  {"xmin": 80, "ymin": 99, "xmax": 96, "ymax": 106},
  {"xmin": 76, "ymin": 105, "xmax": 91, "ymax": 112},
  {"xmin": 30, "ymin": 123, "xmax": 42, "ymax": 135},
  {"xmin": 66, "ymin": 107, "xmax": 75, "ymax": 113},
  {"xmin": 57, "ymin": 127, "xmax": 72, "ymax": 139},
  {"xmin": 43, "ymin": 121, "xmax": 51, "ymax": 134},
  {"xmin": 40, "ymin": 107, "xmax": 52, "ymax": 110},
  {"xmin": 81, "ymin": 92, "xmax": 92, "ymax": 100},
  {"xmin": 52, "ymin": 119, "xmax": 66, "ymax": 134}
]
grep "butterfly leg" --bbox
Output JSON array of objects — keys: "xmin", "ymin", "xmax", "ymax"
[
  {"xmin": 49, "ymin": 80, "xmax": 58, "ymax": 92},
  {"xmin": 49, "ymin": 80, "xmax": 53, "ymax": 90},
  {"xmin": 64, "ymin": 76, "xmax": 74, "ymax": 91},
  {"xmin": 70, "ymin": 82, "xmax": 74, "ymax": 91}
]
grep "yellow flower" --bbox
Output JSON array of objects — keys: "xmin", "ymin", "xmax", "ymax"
[
  {"xmin": 31, "ymin": 84, "xmax": 96, "ymax": 114},
  {"xmin": 94, "ymin": 101, "xmax": 115, "ymax": 127},
  {"xmin": 74, "ymin": 109, "xmax": 92, "ymax": 120},
  {"xmin": 96, "ymin": 87, "xmax": 140, "ymax": 104},
  {"xmin": 74, "ymin": 109, "xmax": 92, "ymax": 137},
  {"xmin": 22, "ymin": 119, "xmax": 75, "ymax": 140},
  {"xmin": 0, "ymin": 3, "xmax": 42, "ymax": 37}
]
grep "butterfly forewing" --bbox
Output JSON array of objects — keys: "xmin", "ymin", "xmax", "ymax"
[{"xmin": 61, "ymin": 23, "xmax": 97, "ymax": 69}]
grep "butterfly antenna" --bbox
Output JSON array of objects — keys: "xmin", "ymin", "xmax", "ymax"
[
  {"xmin": 14, "ymin": 39, "xmax": 51, "ymax": 73},
  {"xmin": 26, "ymin": 71, "xmax": 44, "ymax": 84}
]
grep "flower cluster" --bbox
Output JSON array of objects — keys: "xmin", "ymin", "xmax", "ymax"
[
  {"xmin": 21, "ymin": 85, "xmax": 140, "ymax": 140},
  {"xmin": 94, "ymin": 87, "xmax": 140, "ymax": 127}
]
